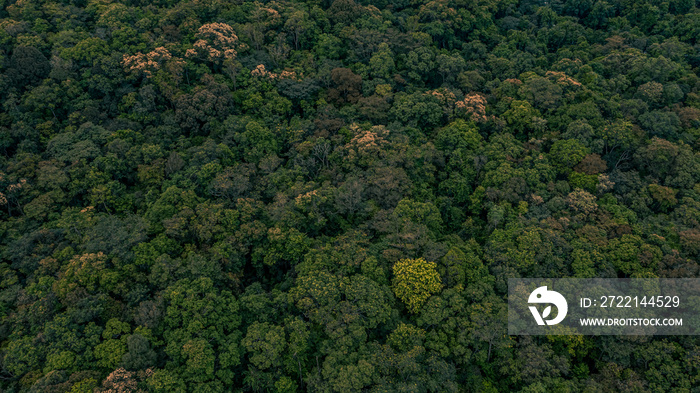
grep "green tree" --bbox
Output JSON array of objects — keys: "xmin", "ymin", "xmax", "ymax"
[
  {"xmin": 121, "ymin": 334, "xmax": 157, "ymax": 370},
  {"xmin": 369, "ymin": 43, "xmax": 395, "ymax": 80},
  {"xmin": 549, "ymin": 139, "xmax": 589, "ymax": 173},
  {"xmin": 242, "ymin": 322, "xmax": 286, "ymax": 370},
  {"xmin": 503, "ymin": 100, "xmax": 543, "ymax": 136}
]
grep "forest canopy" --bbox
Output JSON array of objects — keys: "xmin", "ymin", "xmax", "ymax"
[{"xmin": 0, "ymin": 0, "xmax": 700, "ymax": 391}]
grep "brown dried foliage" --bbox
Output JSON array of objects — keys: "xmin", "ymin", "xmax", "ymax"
[
  {"xmin": 122, "ymin": 47, "xmax": 183, "ymax": 78},
  {"xmin": 185, "ymin": 23, "xmax": 242, "ymax": 62},
  {"xmin": 455, "ymin": 92, "xmax": 492, "ymax": 122}
]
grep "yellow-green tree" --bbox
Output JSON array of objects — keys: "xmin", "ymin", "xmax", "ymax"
[{"xmin": 392, "ymin": 258, "xmax": 443, "ymax": 313}]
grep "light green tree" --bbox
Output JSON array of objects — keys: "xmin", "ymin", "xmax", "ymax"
[{"xmin": 392, "ymin": 258, "xmax": 443, "ymax": 313}]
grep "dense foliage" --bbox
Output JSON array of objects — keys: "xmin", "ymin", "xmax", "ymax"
[{"xmin": 1, "ymin": 0, "xmax": 700, "ymax": 391}]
